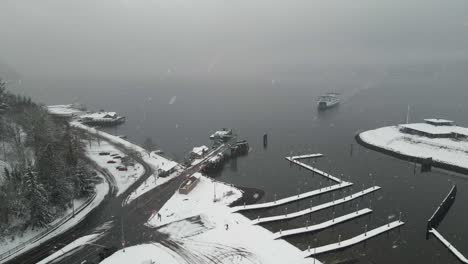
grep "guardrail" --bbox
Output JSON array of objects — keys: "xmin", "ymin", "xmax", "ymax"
[{"xmin": 0, "ymin": 192, "xmax": 97, "ymax": 263}]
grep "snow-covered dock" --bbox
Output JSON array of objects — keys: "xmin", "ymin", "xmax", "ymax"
[
  {"xmin": 231, "ymin": 182, "xmax": 353, "ymax": 213},
  {"xmin": 273, "ymin": 208, "xmax": 372, "ymax": 239},
  {"xmin": 254, "ymin": 186, "xmax": 380, "ymax": 225},
  {"xmin": 429, "ymin": 228, "xmax": 468, "ymax": 263},
  {"xmin": 303, "ymin": 220, "xmax": 405, "ymax": 257},
  {"xmin": 289, "ymin": 153, "xmax": 324, "ymax": 160},
  {"xmin": 286, "ymin": 157, "xmax": 343, "ymax": 183}
]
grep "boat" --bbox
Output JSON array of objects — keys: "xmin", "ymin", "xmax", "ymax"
[{"xmin": 317, "ymin": 93, "xmax": 340, "ymax": 110}]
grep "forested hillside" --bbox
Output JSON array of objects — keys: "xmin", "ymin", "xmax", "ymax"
[{"xmin": 0, "ymin": 80, "xmax": 96, "ymax": 234}]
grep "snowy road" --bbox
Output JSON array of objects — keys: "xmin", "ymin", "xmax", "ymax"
[{"xmin": 6, "ymin": 132, "xmax": 231, "ymax": 264}]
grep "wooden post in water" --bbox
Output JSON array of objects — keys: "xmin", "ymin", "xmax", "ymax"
[{"xmin": 263, "ymin": 133, "xmax": 268, "ymax": 148}]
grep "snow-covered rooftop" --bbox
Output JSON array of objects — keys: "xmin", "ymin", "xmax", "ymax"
[
  {"xmin": 149, "ymin": 151, "xmax": 179, "ymax": 172},
  {"xmin": 210, "ymin": 130, "xmax": 232, "ymax": 139},
  {"xmin": 80, "ymin": 112, "xmax": 118, "ymax": 119},
  {"xmin": 424, "ymin": 118, "xmax": 454, "ymax": 124},
  {"xmin": 399, "ymin": 123, "xmax": 468, "ymax": 136},
  {"xmin": 191, "ymin": 145, "xmax": 209, "ymax": 156}
]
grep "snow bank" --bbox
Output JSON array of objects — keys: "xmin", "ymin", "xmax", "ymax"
[
  {"xmin": 359, "ymin": 126, "xmax": 468, "ymax": 169},
  {"xmin": 86, "ymin": 140, "xmax": 144, "ymax": 196},
  {"xmin": 124, "ymin": 170, "xmax": 180, "ymax": 205},
  {"xmin": 101, "ymin": 176, "xmax": 321, "ymax": 264}
]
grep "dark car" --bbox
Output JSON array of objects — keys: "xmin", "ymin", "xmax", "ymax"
[
  {"xmin": 107, "ymin": 160, "xmax": 117, "ymax": 164},
  {"xmin": 99, "ymin": 152, "xmax": 110, "ymax": 156}
]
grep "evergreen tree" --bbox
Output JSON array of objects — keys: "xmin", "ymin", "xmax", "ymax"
[
  {"xmin": 23, "ymin": 169, "xmax": 51, "ymax": 228},
  {"xmin": 74, "ymin": 163, "xmax": 94, "ymax": 197}
]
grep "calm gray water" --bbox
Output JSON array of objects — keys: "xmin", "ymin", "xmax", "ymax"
[{"xmin": 10, "ymin": 60, "xmax": 468, "ymax": 263}]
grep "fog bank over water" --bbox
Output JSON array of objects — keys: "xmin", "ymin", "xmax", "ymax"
[{"xmin": 1, "ymin": 0, "xmax": 468, "ymax": 80}]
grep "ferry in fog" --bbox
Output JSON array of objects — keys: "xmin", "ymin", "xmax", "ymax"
[{"xmin": 317, "ymin": 93, "xmax": 340, "ymax": 110}]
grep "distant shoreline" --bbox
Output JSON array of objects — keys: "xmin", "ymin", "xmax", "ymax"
[{"xmin": 355, "ymin": 132, "xmax": 468, "ymax": 176}]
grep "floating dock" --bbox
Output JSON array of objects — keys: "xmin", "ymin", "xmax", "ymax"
[
  {"xmin": 303, "ymin": 220, "xmax": 405, "ymax": 257},
  {"xmin": 253, "ymin": 186, "xmax": 380, "ymax": 225},
  {"xmin": 289, "ymin": 154, "xmax": 324, "ymax": 160},
  {"xmin": 231, "ymin": 182, "xmax": 352, "ymax": 213},
  {"xmin": 428, "ymin": 228, "xmax": 468, "ymax": 263},
  {"xmin": 273, "ymin": 208, "xmax": 372, "ymax": 239},
  {"xmin": 286, "ymin": 157, "xmax": 343, "ymax": 183}
]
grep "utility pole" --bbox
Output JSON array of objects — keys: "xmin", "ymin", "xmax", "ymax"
[
  {"xmin": 213, "ymin": 181, "xmax": 216, "ymax": 202},
  {"xmin": 121, "ymin": 215, "xmax": 125, "ymax": 252},
  {"xmin": 406, "ymin": 105, "xmax": 411, "ymax": 124}
]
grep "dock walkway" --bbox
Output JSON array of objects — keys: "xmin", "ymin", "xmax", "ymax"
[
  {"xmin": 289, "ymin": 154, "xmax": 324, "ymax": 160},
  {"xmin": 254, "ymin": 186, "xmax": 380, "ymax": 224},
  {"xmin": 286, "ymin": 157, "xmax": 343, "ymax": 183},
  {"xmin": 231, "ymin": 182, "xmax": 352, "ymax": 213},
  {"xmin": 303, "ymin": 220, "xmax": 405, "ymax": 257},
  {"xmin": 429, "ymin": 228, "xmax": 468, "ymax": 263},
  {"xmin": 273, "ymin": 208, "xmax": 372, "ymax": 239}
]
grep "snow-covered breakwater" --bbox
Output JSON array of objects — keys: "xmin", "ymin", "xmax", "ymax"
[{"xmin": 357, "ymin": 122, "xmax": 468, "ymax": 174}]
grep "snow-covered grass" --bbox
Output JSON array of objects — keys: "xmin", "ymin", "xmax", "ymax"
[
  {"xmin": 86, "ymin": 140, "xmax": 145, "ymax": 196},
  {"xmin": 102, "ymin": 175, "xmax": 322, "ymax": 264},
  {"xmin": 36, "ymin": 233, "xmax": 103, "ymax": 264},
  {"xmin": 145, "ymin": 174, "xmax": 240, "ymax": 227},
  {"xmin": 360, "ymin": 126, "xmax": 468, "ymax": 169},
  {"xmin": 124, "ymin": 169, "xmax": 180, "ymax": 205},
  {"xmin": 0, "ymin": 175, "xmax": 109, "ymax": 263}
]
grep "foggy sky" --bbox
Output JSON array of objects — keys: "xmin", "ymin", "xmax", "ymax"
[{"xmin": 1, "ymin": 0, "xmax": 468, "ymax": 80}]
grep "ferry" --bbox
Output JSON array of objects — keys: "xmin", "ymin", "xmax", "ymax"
[{"xmin": 317, "ymin": 93, "xmax": 340, "ymax": 110}]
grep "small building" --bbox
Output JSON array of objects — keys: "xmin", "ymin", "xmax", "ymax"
[
  {"xmin": 399, "ymin": 119, "xmax": 468, "ymax": 139},
  {"xmin": 150, "ymin": 151, "xmax": 179, "ymax": 177},
  {"xmin": 190, "ymin": 145, "xmax": 209, "ymax": 159}
]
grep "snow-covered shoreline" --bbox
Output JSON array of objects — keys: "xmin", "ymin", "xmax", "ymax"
[
  {"xmin": 358, "ymin": 125, "xmax": 468, "ymax": 173},
  {"xmin": 102, "ymin": 175, "xmax": 322, "ymax": 264}
]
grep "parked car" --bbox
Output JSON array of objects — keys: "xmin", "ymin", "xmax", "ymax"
[
  {"xmin": 117, "ymin": 166, "xmax": 128, "ymax": 171},
  {"xmin": 99, "ymin": 152, "xmax": 110, "ymax": 156},
  {"xmin": 107, "ymin": 160, "xmax": 117, "ymax": 164}
]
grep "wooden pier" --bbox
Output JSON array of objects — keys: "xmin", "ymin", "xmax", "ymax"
[
  {"xmin": 303, "ymin": 220, "xmax": 405, "ymax": 257},
  {"xmin": 253, "ymin": 186, "xmax": 380, "ymax": 225},
  {"xmin": 286, "ymin": 157, "xmax": 343, "ymax": 183},
  {"xmin": 273, "ymin": 208, "xmax": 372, "ymax": 239},
  {"xmin": 289, "ymin": 153, "xmax": 324, "ymax": 160},
  {"xmin": 231, "ymin": 182, "xmax": 352, "ymax": 213}
]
